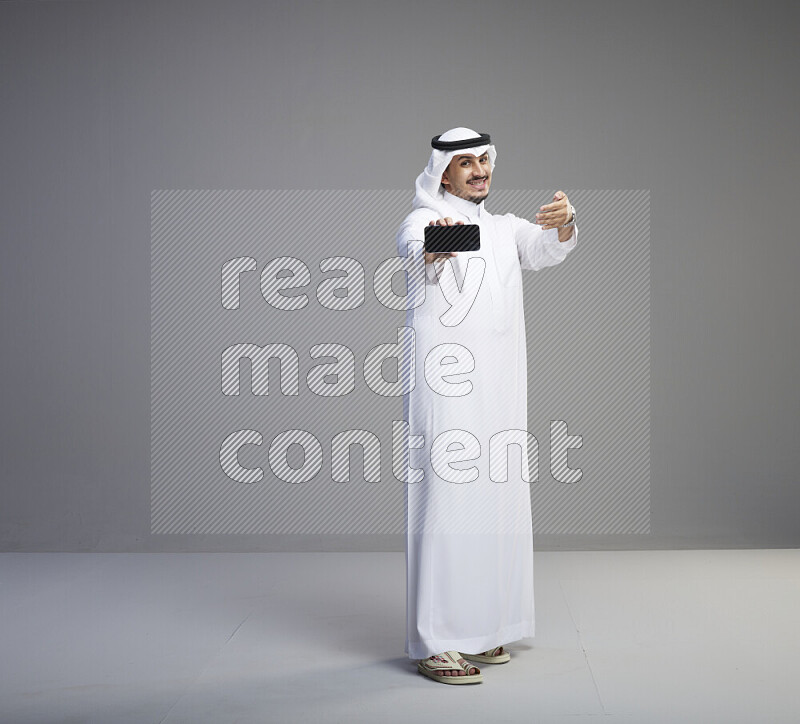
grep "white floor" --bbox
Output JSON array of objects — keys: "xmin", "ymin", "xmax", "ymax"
[{"xmin": 1, "ymin": 550, "xmax": 799, "ymax": 723}]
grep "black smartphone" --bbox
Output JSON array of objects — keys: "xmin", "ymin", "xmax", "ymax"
[{"xmin": 424, "ymin": 224, "xmax": 481, "ymax": 253}]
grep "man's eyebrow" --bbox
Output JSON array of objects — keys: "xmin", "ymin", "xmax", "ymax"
[{"xmin": 456, "ymin": 154, "xmax": 488, "ymax": 160}]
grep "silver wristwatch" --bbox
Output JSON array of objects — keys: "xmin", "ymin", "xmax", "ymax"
[{"xmin": 560, "ymin": 204, "xmax": 576, "ymax": 228}]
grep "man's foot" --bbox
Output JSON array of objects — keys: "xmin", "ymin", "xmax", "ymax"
[
  {"xmin": 483, "ymin": 645, "xmax": 504, "ymax": 656},
  {"xmin": 423, "ymin": 652, "xmax": 479, "ymax": 677},
  {"xmin": 417, "ymin": 651, "xmax": 483, "ymax": 683},
  {"xmin": 459, "ymin": 645, "xmax": 511, "ymax": 664}
]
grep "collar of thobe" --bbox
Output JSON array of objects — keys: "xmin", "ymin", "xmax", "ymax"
[{"xmin": 442, "ymin": 190, "xmax": 484, "ymax": 221}]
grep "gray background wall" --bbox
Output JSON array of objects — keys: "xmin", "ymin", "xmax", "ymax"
[{"xmin": 1, "ymin": 0, "xmax": 798, "ymax": 551}]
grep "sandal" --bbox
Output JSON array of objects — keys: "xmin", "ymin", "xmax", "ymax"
[
  {"xmin": 459, "ymin": 645, "xmax": 511, "ymax": 664},
  {"xmin": 417, "ymin": 650, "xmax": 483, "ymax": 684}
]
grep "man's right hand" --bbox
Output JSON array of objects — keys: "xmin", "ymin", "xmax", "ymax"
[{"xmin": 424, "ymin": 218, "xmax": 463, "ymax": 264}]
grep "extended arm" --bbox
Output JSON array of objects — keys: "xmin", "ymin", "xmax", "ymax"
[{"xmin": 510, "ymin": 214, "xmax": 578, "ymax": 271}]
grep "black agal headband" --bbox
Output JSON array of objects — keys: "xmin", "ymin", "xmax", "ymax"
[{"xmin": 430, "ymin": 132, "xmax": 491, "ymax": 151}]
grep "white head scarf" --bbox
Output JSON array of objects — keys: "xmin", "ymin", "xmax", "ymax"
[{"xmin": 411, "ymin": 127, "xmax": 497, "ymax": 219}]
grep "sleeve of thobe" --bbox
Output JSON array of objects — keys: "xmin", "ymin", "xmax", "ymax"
[{"xmin": 507, "ymin": 213, "xmax": 578, "ymax": 271}]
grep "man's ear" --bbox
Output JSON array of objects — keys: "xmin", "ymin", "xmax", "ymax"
[{"xmin": 440, "ymin": 169, "xmax": 451, "ymax": 189}]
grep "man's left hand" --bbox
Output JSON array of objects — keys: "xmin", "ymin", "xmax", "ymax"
[{"xmin": 536, "ymin": 191, "xmax": 572, "ymax": 230}]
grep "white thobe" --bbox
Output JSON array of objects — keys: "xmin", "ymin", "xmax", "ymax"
[{"xmin": 396, "ymin": 190, "xmax": 578, "ymax": 659}]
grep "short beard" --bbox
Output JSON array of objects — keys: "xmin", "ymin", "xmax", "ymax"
[
  {"xmin": 447, "ymin": 185, "xmax": 490, "ymax": 204},
  {"xmin": 465, "ymin": 188, "xmax": 490, "ymax": 203}
]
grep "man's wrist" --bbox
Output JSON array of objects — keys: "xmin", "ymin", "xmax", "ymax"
[
  {"xmin": 559, "ymin": 204, "xmax": 576, "ymax": 228},
  {"xmin": 557, "ymin": 224, "xmax": 575, "ymax": 242}
]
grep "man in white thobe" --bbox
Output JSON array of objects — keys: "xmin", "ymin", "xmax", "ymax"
[{"xmin": 396, "ymin": 127, "xmax": 578, "ymax": 684}]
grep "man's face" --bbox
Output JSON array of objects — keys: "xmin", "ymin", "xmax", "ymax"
[{"xmin": 441, "ymin": 151, "xmax": 492, "ymax": 203}]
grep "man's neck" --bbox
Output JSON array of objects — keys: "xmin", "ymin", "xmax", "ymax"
[{"xmin": 443, "ymin": 190, "xmax": 484, "ymax": 219}]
